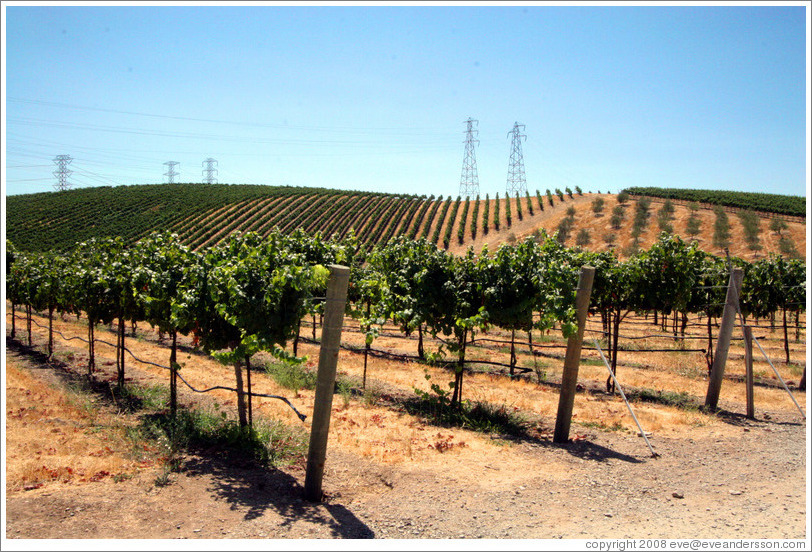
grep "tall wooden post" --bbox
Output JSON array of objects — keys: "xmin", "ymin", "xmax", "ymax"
[
  {"xmin": 554, "ymin": 266, "xmax": 595, "ymax": 444},
  {"xmin": 705, "ymin": 267, "xmax": 743, "ymax": 411},
  {"xmin": 744, "ymin": 325, "xmax": 754, "ymax": 419},
  {"xmin": 304, "ymin": 264, "xmax": 350, "ymax": 502}
]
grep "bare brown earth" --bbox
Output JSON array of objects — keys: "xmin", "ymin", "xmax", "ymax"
[
  {"xmin": 4, "ymin": 303, "xmax": 808, "ymax": 542},
  {"xmin": 446, "ymin": 193, "xmax": 806, "ymax": 261}
]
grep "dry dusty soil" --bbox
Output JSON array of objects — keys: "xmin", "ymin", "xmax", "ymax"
[{"xmin": 4, "ymin": 316, "xmax": 810, "ymax": 545}]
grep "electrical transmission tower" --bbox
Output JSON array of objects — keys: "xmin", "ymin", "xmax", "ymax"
[
  {"xmin": 163, "ymin": 161, "xmax": 180, "ymax": 184},
  {"xmin": 202, "ymin": 158, "xmax": 218, "ymax": 184},
  {"xmin": 53, "ymin": 155, "xmax": 73, "ymax": 192},
  {"xmin": 506, "ymin": 122, "xmax": 528, "ymax": 197},
  {"xmin": 459, "ymin": 118, "xmax": 480, "ymax": 198}
]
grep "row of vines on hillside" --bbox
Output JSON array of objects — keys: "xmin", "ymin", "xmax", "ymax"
[
  {"xmin": 623, "ymin": 187, "xmax": 805, "ymax": 218},
  {"xmin": 7, "ymin": 230, "xmax": 807, "ymax": 426},
  {"xmin": 10, "ymin": 182, "xmax": 591, "ymax": 254}
]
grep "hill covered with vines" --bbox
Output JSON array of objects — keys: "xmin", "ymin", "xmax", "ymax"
[{"xmin": 5, "ymin": 183, "xmax": 806, "ymax": 257}]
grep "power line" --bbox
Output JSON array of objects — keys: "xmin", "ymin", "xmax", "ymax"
[{"xmin": 7, "ymin": 96, "xmax": 452, "ymax": 136}]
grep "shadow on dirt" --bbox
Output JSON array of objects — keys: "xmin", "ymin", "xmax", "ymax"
[
  {"xmin": 181, "ymin": 453, "xmax": 374, "ymax": 538},
  {"xmin": 7, "ymin": 336, "xmax": 375, "ymax": 538},
  {"xmin": 711, "ymin": 407, "xmax": 805, "ymax": 429},
  {"xmin": 531, "ymin": 436, "xmax": 645, "ymax": 464},
  {"xmin": 395, "ymin": 391, "xmax": 645, "ymax": 465}
]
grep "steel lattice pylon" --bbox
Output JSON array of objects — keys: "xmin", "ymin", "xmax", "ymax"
[
  {"xmin": 53, "ymin": 155, "xmax": 73, "ymax": 192},
  {"xmin": 506, "ymin": 122, "xmax": 527, "ymax": 197},
  {"xmin": 163, "ymin": 161, "xmax": 179, "ymax": 184},
  {"xmin": 202, "ymin": 158, "xmax": 218, "ymax": 184},
  {"xmin": 459, "ymin": 118, "xmax": 480, "ymax": 198}
]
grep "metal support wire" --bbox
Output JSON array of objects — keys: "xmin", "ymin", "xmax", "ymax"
[
  {"xmin": 722, "ymin": 255, "xmax": 804, "ymax": 420},
  {"xmin": 9, "ymin": 313, "xmax": 307, "ymax": 421},
  {"xmin": 592, "ymin": 338, "xmax": 658, "ymax": 458},
  {"xmin": 750, "ymin": 334, "xmax": 805, "ymax": 419}
]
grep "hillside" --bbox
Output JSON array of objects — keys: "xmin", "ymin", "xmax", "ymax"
[
  {"xmin": 469, "ymin": 193, "xmax": 807, "ymax": 263},
  {"xmin": 5, "ymin": 184, "xmax": 806, "ymax": 261}
]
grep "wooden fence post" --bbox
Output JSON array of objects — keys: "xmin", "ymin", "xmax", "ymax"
[
  {"xmin": 554, "ymin": 266, "xmax": 595, "ymax": 444},
  {"xmin": 744, "ymin": 325, "xmax": 754, "ymax": 419},
  {"xmin": 704, "ymin": 267, "xmax": 743, "ymax": 411},
  {"xmin": 304, "ymin": 264, "xmax": 350, "ymax": 502}
]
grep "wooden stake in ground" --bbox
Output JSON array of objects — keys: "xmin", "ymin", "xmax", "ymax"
[
  {"xmin": 704, "ymin": 267, "xmax": 743, "ymax": 411},
  {"xmin": 305, "ymin": 264, "xmax": 350, "ymax": 502},
  {"xmin": 553, "ymin": 266, "xmax": 595, "ymax": 444}
]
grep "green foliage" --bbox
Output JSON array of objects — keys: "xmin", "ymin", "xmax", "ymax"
[
  {"xmin": 6, "ymin": 184, "xmax": 432, "ymax": 253},
  {"xmin": 610, "ymin": 205, "xmax": 625, "ymax": 230},
  {"xmin": 431, "ymin": 197, "xmax": 453, "ymax": 245},
  {"xmin": 770, "ymin": 216, "xmax": 788, "ymax": 235},
  {"xmin": 443, "ymin": 196, "xmax": 462, "ymax": 248},
  {"xmin": 712, "ymin": 207, "xmax": 731, "ymax": 250},
  {"xmin": 482, "ymin": 194, "xmax": 490, "ymax": 235},
  {"xmin": 622, "ymin": 187, "xmax": 804, "ymax": 218},
  {"xmin": 576, "ymin": 228, "xmax": 591, "ymax": 247},
  {"xmin": 556, "ymin": 218, "xmax": 573, "ymax": 244},
  {"xmin": 409, "ymin": 372, "xmax": 528, "ymax": 435},
  {"xmin": 469, "ymin": 195, "xmax": 480, "ymax": 240},
  {"xmin": 494, "ymin": 193, "xmax": 501, "ymax": 231},
  {"xmin": 139, "ymin": 408, "xmax": 307, "ymax": 467},
  {"xmin": 264, "ymin": 361, "xmax": 318, "ymax": 393},
  {"xmin": 737, "ymin": 210, "xmax": 762, "ymax": 251},
  {"xmin": 514, "ymin": 192, "xmax": 523, "ymax": 221},
  {"xmin": 685, "ymin": 211, "xmax": 702, "ymax": 237},
  {"xmin": 591, "ymin": 197, "xmax": 605, "ymax": 216},
  {"xmin": 657, "ymin": 200, "xmax": 675, "ymax": 233},
  {"xmin": 631, "ymin": 197, "xmax": 652, "ymax": 239},
  {"xmin": 8, "ymin": 212, "xmax": 805, "ymax": 424},
  {"xmin": 420, "ymin": 195, "xmax": 444, "ymax": 240},
  {"xmin": 778, "ymin": 236, "xmax": 800, "ymax": 259}
]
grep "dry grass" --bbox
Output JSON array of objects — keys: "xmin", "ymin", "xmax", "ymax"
[
  {"xmin": 7, "ymin": 298, "xmax": 806, "ymax": 473},
  {"xmin": 445, "ymin": 192, "xmax": 805, "ymax": 262},
  {"xmin": 503, "ymin": 194, "xmax": 806, "ymax": 262},
  {"xmin": 5, "ymin": 357, "xmax": 161, "ymax": 493}
]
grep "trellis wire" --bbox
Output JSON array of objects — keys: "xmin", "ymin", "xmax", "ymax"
[{"xmin": 10, "ymin": 313, "xmax": 307, "ymax": 421}]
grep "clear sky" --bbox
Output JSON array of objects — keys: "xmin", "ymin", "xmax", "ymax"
[{"xmin": 2, "ymin": 2, "xmax": 809, "ymax": 198}]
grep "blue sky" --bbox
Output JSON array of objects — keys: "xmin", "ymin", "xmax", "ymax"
[{"xmin": 2, "ymin": 2, "xmax": 809, "ymax": 198}]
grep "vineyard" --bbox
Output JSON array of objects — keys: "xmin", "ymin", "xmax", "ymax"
[
  {"xmin": 5, "ymin": 185, "xmax": 809, "ymax": 539},
  {"xmin": 5, "ymin": 225, "xmax": 808, "ymax": 538},
  {"xmin": 622, "ymin": 187, "xmax": 806, "ymax": 219},
  {"xmin": 6, "ymin": 228, "xmax": 807, "ymax": 422},
  {"xmin": 6, "ymin": 185, "xmax": 806, "ymax": 263}
]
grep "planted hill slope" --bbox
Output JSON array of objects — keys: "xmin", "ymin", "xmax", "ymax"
[
  {"xmin": 623, "ymin": 187, "xmax": 805, "ymax": 219},
  {"xmin": 487, "ymin": 193, "xmax": 806, "ymax": 263},
  {"xmin": 6, "ymin": 184, "xmax": 806, "ymax": 261},
  {"xmin": 6, "ymin": 184, "xmax": 428, "ymax": 252}
]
